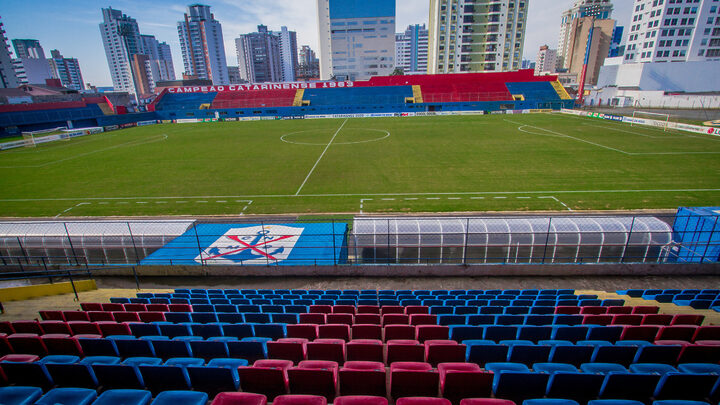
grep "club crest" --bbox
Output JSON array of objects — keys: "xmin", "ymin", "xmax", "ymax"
[{"xmin": 195, "ymin": 225, "xmax": 304, "ymax": 265}]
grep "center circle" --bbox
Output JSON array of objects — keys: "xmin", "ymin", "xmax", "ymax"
[{"xmin": 280, "ymin": 128, "xmax": 391, "ymax": 146}]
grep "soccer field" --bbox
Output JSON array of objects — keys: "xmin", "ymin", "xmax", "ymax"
[{"xmin": 0, "ymin": 113, "xmax": 719, "ymax": 217}]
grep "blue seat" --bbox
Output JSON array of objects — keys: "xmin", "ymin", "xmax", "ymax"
[
  {"xmin": 586, "ymin": 325, "xmax": 624, "ymax": 342},
  {"xmin": 149, "ymin": 390, "xmax": 208, "ymax": 405},
  {"xmin": 588, "ymin": 401, "xmax": 645, "ymax": 405},
  {"xmin": 150, "ymin": 339, "xmax": 192, "ymax": 360},
  {"xmin": 217, "ymin": 313, "xmax": 244, "ymax": 323},
  {"xmin": 598, "ymin": 372, "xmax": 661, "ymax": 403},
  {"xmin": 552, "ymin": 326, "xmax": 589, "ymax": 343},
  {"xmin": 37, "ymin": 355, "xmax": 79, "ymax": 364},
  {"xmin": 112, "ymin": 337, "xmax": 155, "ymax": 358},
  {"xmin": 440, "ymin": 315, "xmax": 467, "ymax": 326},
  {"xmin": 548, "ymin": 343, "xmax": 594, "ymax": 366},
  {"xmin": 78, "ymin": 338, "xmax": 119, "ymax": 357},
  {"xmin": 271, "ymin": 313, "xmax": 298, "ymax": 324},
  {"xmin": 164, "ymin": 358, "xmax": 204, "ymax": 367},
  {"xmin": 467, "ymin": 315, "xmax": 496, "ymax": 325},
  {"xmin": 0, "ymin": 361, "xmax": 54, "ymax": 390},
  {"xmin": 677, "ymin": 363, "xmax": 720, "ymax": 374},
  {"xmin": 454, "ymin": 306, "xmax": 478, "ymax": 315},
  {"xmin": 496, "ymin": 315, "xmax": 526, "ymax": 326},
  {"xmin": 589, "ymin": 344, "xmax": 640, "ymax": 367},
  {"xmin": 123, "ymin": 357, "xmax": 163, "ymax": 367},
  {"xmin": 227, "ymin": 339, "xmax": 267, "ymax": 362},
  {"xmin": 530, "ymin": 307, "xmax": 556, "ymax": 315},
  {"xmin": 553, "ymin": 315, "xmax": 584, "ymax": 326},
  {"xmin": 634, "ymin": 345, "xmax": 683, "ymax": 364},
  {"xmin": 505, "ymin": 341, "xmax": 550, "ymax": 366},
  {"xmin": 518, "ymin": 326, "xmax": 553, "ymax": 343},
  {"xmin": 189, "ymin": 340, "xmax": 228, "ymax": 361},
  {"xmin": 450, "ymin": 326, "xmax": 484, "ymax": 342},
  {"xmin": 45, "ymin": 361, "xmax": 100, "ymax": 389},
  {"xmin": 245, "ymin": 313, "xmax": 271, "ymax": 324},
  {"xmin": 138, "ymin": 365, "xmax": 191, "ymax": 395},
  {"xmin": 187, "ymin": 365, "xmax": 240, "ymax": 397},
  {"xmin": 253, "ymin": 324, "xmax": 286, "ymax": 340},
  {"xmin": 485, "ymin": 362, "xmax": 530, "ymax": 374},
  {"xmin": 653, "ymin": 372, "xmax": 719, "ymax": 401},
  {"xmin": 284, "ymin": 305, "xmax": 308, "ymax": 314},
  {"xmin": 165, "ymin": 312, "xmax": 192, "ymax": 323},
  {"xmin": 159, "ymin": 324, "xmax": 191, "ymax": 339},
  {"xmin": 35, "ymin": 388, "xmax": 97, "ymax": 405},
  {"xmin": 189, "ymin": 323, "xmax": 223, "ymax": 339},
  {"xmin": 653, "ymin": 401, "xmax": 712, "ymax": 405},
  {"xmin": 525, "ymin": 315, "xmax": 555, "ymax": 326},
  {"xmin": 533, "ymin": 362, "xmax": 577, "ymax": 373},
  {"xmin": 581, "ymin": 363, "xmax": 628, "ymax": 374},
  {"xmin": 629, "ymin": 363, "xmax": 677, "ymax": 375},
  {"xmin": 494, "ymin": 371, "xmax": 550, "ymax": 404},
  {"xmin": 93, "ymin": 364, "xmax": 145, "ymax": 390},
  {"xmin": 466, "ymin": 340, "xmax": 509, "ymax": 366},
  {"xmin": 130, "ymin": 323, "xmax": 161, "ymax": 338},
  {"xmin": 0, "ymin": 386, "xmax": 43, "ymax": 405},
  {"xmin": 485, "ymin": 326, "xmax": 519, "ymax": 342},
  {"xmin": 222, "ymin": 324, "xmax": 254, "ymax": 339}
]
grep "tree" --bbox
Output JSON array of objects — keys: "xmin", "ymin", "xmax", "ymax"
[{"xmin": 391, "ymin": 68, "xmax": 404, "ymax": 76}]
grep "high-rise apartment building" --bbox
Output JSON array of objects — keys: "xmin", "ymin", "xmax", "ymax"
[
  {"xmin": 623, "ymin": 0, "xmax": 720, "ymax": 63},
  {"xmin": 558, "ymin": 0, "xmax": 613, "ymax": 69},
  {"xmin": 277, "ymin": 26, "xmax": 299, "ymax": 82},
  {"xmin": 235, "ymin": 25, "xmax": 283, "ymax": 83},
  {"xmin": 226, "ymin": 66, "xmax": 243, "ymax": 84},
  {"xmin": 48, "ymin": 50, "xmax": 85, "ymax": 91},
  {"xmin": 11, "ymin": 38, "xmax": 52, "ymax": 85},
  {"xmin": 0, "ymin": 17, "xmax": 19, "ymax": 88},
  {"xmin": 428, "ymin": 0, "xmax": 528, "ymax": 73},
  {"xmin": 298, "ymin": 45, "xmax": 320, "ymax": 80},
  {"xmin": 566, "ymin": 17, "xmax": 616, "ymax": 85},
  {"xmin": 177, "ymin": 4, "xmax": 228, "ymax": 85},
  {"xmin": 395, "ymin": 24, "xmax": 428, "ymax": 74},
  {"xmin": 141, "ymin": 35, "xmax": 176, "ymax": 82},
  {"xmin": 12, "ymin": 39, "xmax": 45, "ymax": 59},
  {"xmin": 534, "ymin": 45, "xmax": 558, "ymax": 75},
  {"xmin": 317, "ymin": 0, "xmax": 396, "ymax": 80},
  {"xmin": 100, "ymin": 7, "xmax": 143, "ymax": 95}
]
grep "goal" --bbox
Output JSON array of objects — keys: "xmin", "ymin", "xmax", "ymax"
[
  {"xmin": 631, "ymin": 111, "xmax": 670, "ymax": 132},
  {"xmin": 20, "ymin": 126, "xmax": 67, "ymax": 147}
]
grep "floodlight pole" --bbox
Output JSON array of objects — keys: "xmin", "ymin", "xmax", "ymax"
[{"xmin": 577, "ymin": 17, "xmax": 596, "ymax": 107}]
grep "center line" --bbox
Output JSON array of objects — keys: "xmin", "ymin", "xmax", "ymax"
[{"xmin": 295, "ymin": 118, "xmax": 348, "ymax": 196}]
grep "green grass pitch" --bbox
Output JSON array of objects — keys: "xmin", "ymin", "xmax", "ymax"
[{"xmin": 0, "ymin": 113, "xmax": 718, "ymax": 218}]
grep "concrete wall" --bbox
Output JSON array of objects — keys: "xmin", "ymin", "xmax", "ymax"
[{"xmin": 596, "ymin": 61, "xmax": 720, "ymax": 92}]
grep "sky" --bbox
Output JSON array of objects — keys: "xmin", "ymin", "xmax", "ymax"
[{"xmin": 0, "ymin": 0, "xmax": 633, "ymax": 87}]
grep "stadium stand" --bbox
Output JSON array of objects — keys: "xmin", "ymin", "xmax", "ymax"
[
  {"xmin": 211, "ymin": 89, "xmax": 297, "ymax": 109},
  {"xmin": 1, "ymin": 288, "xmax": 719, "ymax": 405}
]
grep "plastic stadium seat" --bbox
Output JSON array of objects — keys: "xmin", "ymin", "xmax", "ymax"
[
  {"xmin": 546, "ymin": 370, "xmax": 605, "ymax": 402},
  {"xmin": 92, "ymin": 362, "xmax": 146, "ymax": 391},
  {"xmin": 459, "ymin": 400, "xmax": 516, "ymax": 405},
  {"xmin": 346, "ymin": 339, "xmax": 383, "ymax": 362},
  {"xmin": 288, "ymin": 360, "xmax": 338, "ymax": 399},
  {"xmin": 417, "ymin": 325, "xmax": 449, "ymax": 342},
  {"xmin": 653, "ymin": 372, "xmax": 719, "ymax": 401},
  {"xmin": 286, "ymin": 324, "xmax": 319, "ymax": 340},
  {"xmin": 656, "ymin": 326, "xmax": 698, "ymax": 342},
  {"xmin": 620, "ymin": 326, "xmax": 660, "ymax": 342},
  {"xmin": 387, "ymin": 340, "xmax": 425, "ymax": 364},
  {"xmin": 612, "ymin": 315, "xmax": 643, "ymax": 326},
  {"xmin": 411, "ymin": 314, "xmax": 437, "ymax": 326},
  {"xmin": 150, "ymin": 391, "xmax": 208, "ymax": 405},
  {"xmin": 0, "ymin": 386, "xmax": 44, "ymax": 405},
  {"xmin": 41, "ymin": 335, "xmax": 83, "ymax": 356},
  {"xmin": 607, "ymin": 307, "xmax": 634, "ymax": 315},
  {"xmin": 326, "ymin": 314, "xmax": 354, "ymax": 325},
  {"xmin": 438, "ymin": 362, "xmax": 493, "ymax": 403},
  {"xmin": 397, "ymin": 399, "xmax": 451, "ymax": 405},
  {"xmin": 693, "ymin": 326, "xmax": 720, "ymax": 342},
  {"xmin": 339, "ymin": 361, "xmax": 386, "ymax": 397},
  {"xmin": 63, "ymin": 312, "xmax": 91, "ymax": 322},
  {"xmin": 390, "ymin": 362, "xmax": 440, "ymax": 399},
  {"xmin": 406, "ymin": 306, "xmax": 430, "ymax": 315},
  {"xmin": 92, "ymin": 389, "xmax": 153, "ymax": 405},
  {"xmin": 506, "ymin": 341, "xmax": 551, "ymax": 366},
  {"xmin": 672, "ymin": 315, "xmax": 704, "ymax": 326},
  {"xmin": 227, "ymin": 339, "xmax": 268, "ymax": 363},
  {"xmin": 187, "ymin": 364, "xmax": 241, "ymax": 397},
  {"xmin": 35, "ymin": 388, "xmax": 97, "ymax": 405},
  {"xmin": 677, "ymin": 343, "xmax": 720, "ymax": 363},
  {"xmin": 334, "ymin": 396, "xmax": 388, "ymax": 405},
  {"xmin": 238, "ymin": 361, "xmax": 291, "ymax": 400},
  {"xmin": 318, "ymin": 324, "xmax": 350, "ymax": 341},
  {"xmin": 425, "ymin": 340, "xmax": 466, "ymax": 366},
  {"xmin": 493, "ymin": 371, "xmax": 550, "ymax": 404},
  {"xmin": 299, "ymin": 313, "xmax": 327, "ymax": 324},
  {"xmin": 268, "ymin": 338, "xmax": 308, "ymax": 364},
  {"xmin": 523, "ymin": 400, "xmax": 579, "ymax": 405},
  {"xmin": 7, "ymin": 334, "xmax": 48, "ymax": 356},
  {"xmin": 273, "ymin": 395, "xmax": 327, "ymax": 405},
  {"xmin": 484, "ymin": 326, "xmax": 519, "ymax": 343},
  {"xmin": 39, "ymin": 321, "xmax": 73, "ymax": 335},
  {"xmin": 652, "ymin": 402, "xmax": 712, "ymax": 405},
  {"xmin": 386, "ymin": 325, "xmax": 417, "ymax": 341},
  {"xmin": 383, "ymin": 314, "xmax": 411, "ymax": 326},
  {"xmin": 69, "ymin": 321, "xmax": 102, "ymax": 336},
  {"xmin": 210, "ymin": 392, "xmax": 268, "ymax": 405},
  {"xmin": 597, "ymin": 372, "xmax": 661, "ymax": 403}
]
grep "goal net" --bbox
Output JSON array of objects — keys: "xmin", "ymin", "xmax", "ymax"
[
  {"xmin": 21, "ymin": 126, "xmax": 67, "ymax": 147},
  {"xmin": 631, "ymin": 111, "xmax": 670, "ymax": 132}
]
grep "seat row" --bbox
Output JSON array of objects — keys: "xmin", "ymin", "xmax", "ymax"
[
  {"xmin": 4, "ymin": 354, "xmax": 719, "ymax": 404},
  {"xmin": 5, "ymin": 332, "xmax": 720, "ymax": 366},
  {"xmin": 619, "ymin": 289, "xmax": 720, "ymax": 311},
  {"xmin": 172, "ymin": 288, "xmax": 578, "ymax": 296},
  {"xmin": 0, "ymin": 387, "xmax": 211, "ymax": 405}
]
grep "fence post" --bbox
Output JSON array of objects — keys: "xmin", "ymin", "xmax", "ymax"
[
  {"xmin": 17, "ymin": 236, "xmax": 29, "ymax": 265},
  {"xmin": 127, "ymin": 222, "xmax": 141, "ymax": 265},
  {"xmin": 701, "ymin": 216, "xmax": 719, "ymax": 263},
  {"xmin": 463, "ymin": 218, "xmax": 470, "ymax": 265},
  {"xmin": 192, "ymin": 225, "xmax": 204, "ymax": 266},
  {"xmin": 132, "ymin": 266, "xmax": 141, "ymax": 290},
  {"xmin": 621, "ymin": 216, "xmax": 636, "ymax": 263},
  {"xmin": 63, "ymin": 222, "xmax": 80, "ymax": 266},
  {"xmin": 331, "ymin": 220, "xmax": 337, "ymax": 265},
  {"xmin": 541, "ymin": 218, "xmax": 553, "ymax": 264},
  {"xmin": 67, "ymin": 271, "xmax": 79, "ymax": 301},
  {"xmin": 260, "ymin": 221, "xmax": 270, "ymax": 266}
]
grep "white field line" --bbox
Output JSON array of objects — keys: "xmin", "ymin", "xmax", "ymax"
[
  {"xmin": 359, "ymin": 195, "xmax": 576, "ymax": 213},
  {"xmin": 581, "ymin": 123, "xmax": 688, "ymax": 139},
  {"xmin": 54, "ymin": 202, "xmax": 90, "ymax": 218},
  {"xmin": 295, "ymin": 118, "xmax": 348, "ymax": 196},
  {"xmin": 0, "ymin": 134, "xmax": 168, "ymax": 169},
  {"xmin": 2, "ymin": 188, "xmax": 720, "ymax": 203},
  {"xmin": 539, "ymin": 196, "xmax": 573, "ymax": 211}
]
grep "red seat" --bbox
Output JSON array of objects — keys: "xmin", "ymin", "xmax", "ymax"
[
  {"xmin": 0, "ymin": 322, "xmax": 14, "ymax": 334},
  {"xmin": 287, "ymin": 324, "xmax": 319, "ymax": 340},
  {"xmin": 0, "ymin": 334, "xmax": 11, "ymax": 355},
  {"xmin": 334, "ymin": 396, "xmax": 388, "ymax": 405},
  {"xmin": 124, "ymin": 304, "xmax": 147, "ymax": 312},
  {"xmin": 693, "ymin": 325, "xmax": 720, "ymax": 342},
  {"xmin": 580, "ymin": 306, "xmax": 607, "ymax": 315},
  {"xmin": 39, "ymin": 311, "xmax": 65, "ymax": 321},
  {"xmin": 168, "ymin": 304, "xmax": 191, "ymax": 312},
  {"xmin": 0, "ymin": 354, "xmax": 39, "ymax": 362},
  {"xmin": 267, "ymin": 338, "xmax": 308, "ymax": 364},
  {"xmin": 318, "ymin": 324, "xmax": 350, "ymax": 341},
  {"xmin": 606, "ymin": 306, "xmax": 633, "ymax": 314},
  {"xmin": 288, "ymin": 360, "xmax": 338, "ymax": 399},
  {"xmin": 381, "ymin": 306, "xmax": 405, "ymax": 315},
  {"xmin": 416, "ymin": 325, "xmax": 449, "ymax": 342},
  {"xmin": 397, "ymin": 398, "xmax": 451, "ymax": 405},
  {"xmin": 357, "ymin": 306, "xmax": 380, "ymax": 314},
  {"xmin": 88, "ymin": 311, "xmax": 115, "ymax": 322},
  {"xmin": 101, "ymin": 303, "xmax": 125, "ymax": 312},
  {"xmin": 332, "ymin": 305, "xmax": 356, "ymax": 315},
  {"xmin": 79, "ymin": 303, "xmax": 103, "ymax": 311},
  {"xmin": 582, "ymin": 315, "xmax": 613, "ymax": 326},
  {"xmin": 39, "ymin": 321, "xmax": 72, "ymax": 335},
  {"xmin": 425, "ymin": 340, "xmax": 466, "ymax": 366},
  {"xmin": 138, "ymin": 312, "xmax": 166, "ymax": 322},
  {"xmin": 12, "ymin": 321, "xmax": 43, "ymax": 335},
  {"xmin": 611, "ymin": 314, "xmax": 643, "ymax": 325},
  {"xmin": 346, "ymin": 339, "xmax": 383, "ymax": 362},
  {"xmin": 113, "ymin": 312, "xmax": 140, "ymax": 323},
  {"xmin": 410, "ymin": 314, "xmax": 437, "ymax": 326},
  {"xmin": 554, "ymin": 306, "xmax": 581, "ymax": 315},
  {"xmin": 210, "ymin": 392, "xmax": 268, "ymax": 405},
  {"xmin": 306, "ymin": 339, "xmax": 345, "ymax": 364},
  {"xmin": 671, "ymin": 314, "xmax": 704, "ymax": 326},
  {"xmin": 620, "ymin": 325, "xmax": 660, "ymax": 341},
  {"xmin": 385, "ymin": 325, "xmax": 416, "ymax": 341},
  {"xmin": 238, "ymin": 362, "xmax": 291, "ymax": 400},
  {"xmin": 632, "ymin": 306, "xmax": 660, "ymax": 314},
  {"xmin": 439, "ymin": 362, "xmax": 493, "ymax": 403},
  {"xmin": 8, "ymin": 333, "xmax": 48, "ymax": 356},
  {"xmin": 351, "ymin": 324, "xmax": 382, "ymax": 340},
  {"xmin": 390, "ymin": 362, "xmax": 439, "ymax": 399},
  {"xmin": 656, "ymin": 325, "xmax": 698, "ymax": 342},
  {"xmin": 326, "ymin": 314, "xmax": 354, "ymax": 325},
  {"xmin": 339, "ymin": 361, "xmax": 386, "ymax": 397},
  {"xmin": 68, "ymin": 321, "xmax": 102, "ymax": 335},
  {"xmin": 383, "ymin": 314, "xmax": 410, "ymax": 326},
  {"xmin": 63, "ymin": 311, "xmax": 90, "ymax": 322},
  {"xmin": 309, "ymin": 305, "xmax": 332, "ymax": 314},
  {"xmin": 273, "ymin": 395, "xmax": 327, "ymax": 405},
  {"xmin": 387, "ymin": 340, "xmax": 425, "ymax": 364},
  {"xmin": 146, "ymin": 304, "xmax": 169, "ymax": 312},
  {"xmin": 459, "ymin": 400, "xmax": 516, "ymax": 405},
  {"xmin": 354, "ymin": 314, "xmax": 381, "ymax": 325},
  {"xmin": 299, "ymin": 314, "xmax": 326, "ymax": 325},
  {"xmin": 97, "ymin": 321, "xmax": 132, "ymax": 336},
  {"xmin": 405, "ymin": 306, "xmax": 430, "ymax": 315},
  {"xmin": 642, "ymin": 314, "xmax": 673, "ymax": 325},
  {"xmin": 41, "ymin": 334, "xmax": 82, "ymax": 356}
]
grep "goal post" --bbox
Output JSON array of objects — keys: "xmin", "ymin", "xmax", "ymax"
[
  {"xmin": 20, "ymin": 126, "xmax": 68, "ymax": 147},
  {"xmin": 21, "ymin": 132, "xmax": 36, "ymax": 148},
  {"xmin": 631, "ymin": 110, "xmax": 670, "ymax": 132}
]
